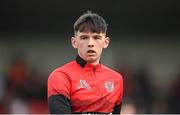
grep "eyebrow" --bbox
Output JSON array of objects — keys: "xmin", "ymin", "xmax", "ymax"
[
  {"xmin": 93, "ymin": 35, "xmax": 102, "ymax": 37},
  {"xmin": 78, "ymin": 34, "xmax": 104, "ymax": 39},
  {"xmin": 79, "ymin": 34, "xmax": 102, "ymax": 37},
  {"xmin": 79, "ymin": 35, "xmax": 89, "ymax": 37}
]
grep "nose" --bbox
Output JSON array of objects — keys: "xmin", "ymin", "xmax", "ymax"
[{"xmin": 88, "ymin": 38, "xmax": 94, "ymax": 48}]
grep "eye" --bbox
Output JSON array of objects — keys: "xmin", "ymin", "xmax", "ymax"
[
  {"xmin": 80, "ymin": 36, "xmax": 88, "ymax": 40},
  {"xmin": 94, "ymin": 36, "xmax": 102, "ymax": 40}
]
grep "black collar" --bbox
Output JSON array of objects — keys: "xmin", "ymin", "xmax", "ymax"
[{"xmin": 76, "ymin": 55, "xmax": 87, "ymax": 68}]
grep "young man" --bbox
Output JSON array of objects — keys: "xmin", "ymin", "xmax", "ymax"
[{"xmin": 47, "ymin": 11, "xmax": 123, "ymax": 114}]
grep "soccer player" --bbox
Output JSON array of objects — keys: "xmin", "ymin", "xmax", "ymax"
[{"xmin": 47, "ymin": 11, "xmax": 124, "ymax": 114}]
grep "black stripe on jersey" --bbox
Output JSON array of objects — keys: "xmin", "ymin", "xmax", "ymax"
[
  {"xmin": 112, "ymin": 103, "xmax": 122, "ymax": 114},
  {"xmin": 48, "ymin": 94, "xmax": 71, "ymax": 114},
  {"xmin": 73, "ymin": 112, "xmax": 110, "ymax": 114}
]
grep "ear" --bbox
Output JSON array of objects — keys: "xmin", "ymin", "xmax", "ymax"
[
  {"xmin": 71, "ymin": 37, "xmax": 77, "ymax": 49},
  {"xmin": 103, "ymin": 37, "xmax": 110, "ymax": 48}
]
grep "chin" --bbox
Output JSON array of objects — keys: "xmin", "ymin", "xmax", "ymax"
[{"xmin": 86, "ymin": 57, "xmax": 97, "ymax": 63}]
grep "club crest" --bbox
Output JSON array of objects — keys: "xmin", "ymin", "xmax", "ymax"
[{"xmin": 104, "ymin": 82, "xmax": 114, "ymax": 93}]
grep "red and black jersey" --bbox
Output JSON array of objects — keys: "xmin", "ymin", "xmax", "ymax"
[{"xmin": 48, "ymin": 55, "xmax": 123, "ymax": 114}]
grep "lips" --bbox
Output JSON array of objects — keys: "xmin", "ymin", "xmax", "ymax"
[{"xmin": 87, "ymin": 50, "xmax": 95, "ymax": 53}]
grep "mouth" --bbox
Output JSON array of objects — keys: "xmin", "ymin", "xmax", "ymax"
[{"xmin": 87, "ymin": 50, "xmax": 96, "ymax": 54}]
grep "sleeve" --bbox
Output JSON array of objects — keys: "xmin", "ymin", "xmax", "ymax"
[
  {"xmin": 113, "ymin": 75, "xmax": 124, "ymax": 114},
  {"xmin": 47, "ymin": 70, "xmax": 71, "ymax": 113},
  {"xmin": 112, "ymin": 103, "xmax": 122, "ymax": 114}
]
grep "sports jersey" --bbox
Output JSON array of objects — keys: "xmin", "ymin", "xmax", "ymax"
[{"xmin": 48, "ymin": 55, "xmax": 123, "ymax": 114}]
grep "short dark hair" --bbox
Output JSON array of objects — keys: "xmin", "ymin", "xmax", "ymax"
[{"xmin": 74, "ymin": 11, "xmax": 107, "ymax": 35}]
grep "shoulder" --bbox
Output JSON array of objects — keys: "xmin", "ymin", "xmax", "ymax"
[
  {"xmin": 53, "ymin": 60, "xmax": 77, "ymax": 72},
  {"xmin": 101, "ymin": 64, "xmax": 123, "ymax": 82},
  {"xmin": 48, "ymin": 60, "xmax": 78, "ymax": 80}
]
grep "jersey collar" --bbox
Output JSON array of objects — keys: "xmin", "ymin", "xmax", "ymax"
[
  {"xmin": 76, "ymin": 55, "xmax": 101, "ymax": 71},
  {"xmin": 76, "ymin": 55, "xmax": 87, "ymax": 68}
]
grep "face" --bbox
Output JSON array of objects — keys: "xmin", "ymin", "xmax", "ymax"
[{"xmin": 71, "ymin": 31, "xmax": 110, "ymax": 65}]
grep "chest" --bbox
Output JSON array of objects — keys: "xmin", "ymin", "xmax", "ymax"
[{"xmin": 69, "ymin": 71, "xmax": 120, "ymax": 104}]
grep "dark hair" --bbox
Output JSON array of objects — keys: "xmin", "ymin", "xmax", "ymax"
[{"xmin": 74, "ymin": 11, "xmax": 107, "ymax": 34}]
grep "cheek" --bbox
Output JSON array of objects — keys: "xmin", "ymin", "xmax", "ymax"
[
  {"xmin": 77, "ymin": 43, "xmax": 85, "ymax": 49},
  {"xmin": 96, "ymin": 45, "xmax": 104, "ymax": 53},
  {"xmin": 77, "ymin": 43, "xmax": 86, "ymax": 52},
  {"xmin": 99, "ymin": 48, "xmax": 103, "ymax": 54}
]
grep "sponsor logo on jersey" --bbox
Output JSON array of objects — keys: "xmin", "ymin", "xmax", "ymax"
[
  {"xmin": 77, "ymin": 79, "xmax": 91, "ymax": 90},
  {"xmin": 104, "ymin": 82, "xmax": 114, "ymax": 93}
]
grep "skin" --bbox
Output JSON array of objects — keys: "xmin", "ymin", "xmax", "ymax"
[{"xmin": 71, "ymin": 31, "xmax": 110, "ymax": 65}]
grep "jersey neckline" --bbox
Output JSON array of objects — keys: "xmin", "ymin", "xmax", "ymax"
[{"xmin": 76, "ymin": 55, "xmax": 101, "ymax": 71}]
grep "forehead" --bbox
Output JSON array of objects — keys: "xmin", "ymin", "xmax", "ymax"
[{"xmin": 76, "ymin": 31, "xmax": 106, "ymax": 37}]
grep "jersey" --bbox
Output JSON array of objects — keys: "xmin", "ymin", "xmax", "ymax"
[{"xmin": 48, "ymin": 55, "xmax": 123, "ymax": 114}]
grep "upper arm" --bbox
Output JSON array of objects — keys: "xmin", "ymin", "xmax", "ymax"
[
  {"xmin": 113, "ymin": 75, "xmax": 124, "ymax": 114},
  {"xmin": 48, "ymin": 71, "xmax": 71, "ymax": 98},
  {"xmin": 112, "ymin": 103, "xmax": 122, "ymax": 114},
  {"xmin": 47, "ymin": 71, "xmax": 71, "ymax": 113}
]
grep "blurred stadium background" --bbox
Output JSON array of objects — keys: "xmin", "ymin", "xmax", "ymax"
[{"xmin": 0, "ymin": 0, "xmax": 180, "ymax": 113}]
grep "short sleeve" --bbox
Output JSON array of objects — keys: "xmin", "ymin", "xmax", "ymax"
[{"xmin": 48, "ymin": 70, "xmax": 71, "ymax": 99}]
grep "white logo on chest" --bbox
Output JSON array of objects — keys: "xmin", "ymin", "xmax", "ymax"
[
  {"xmin": 104, "ymin": 82, "xmax": 114, "ymax": 93},
  {"xmin": 77, "ymin": 79, "xmax": 91, "ymax": 90}
]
